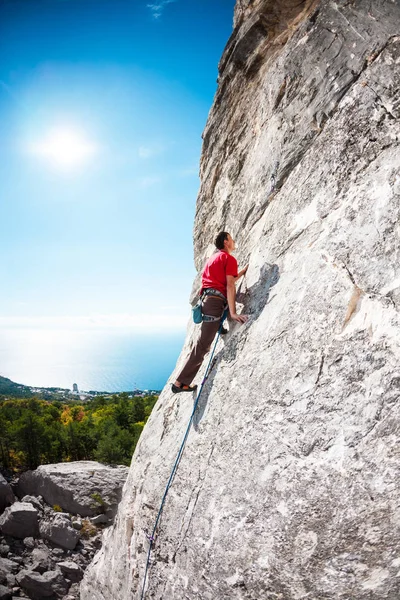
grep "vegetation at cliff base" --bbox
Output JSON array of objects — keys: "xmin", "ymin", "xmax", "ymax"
[{"xmin": 0, "ymin": 393, "xmax": 157, "ymax": 470}]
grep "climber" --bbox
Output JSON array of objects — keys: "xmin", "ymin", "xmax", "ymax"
[{"xmin": 171, "ymin": 232, "xmax": 248, "ymax": 393}]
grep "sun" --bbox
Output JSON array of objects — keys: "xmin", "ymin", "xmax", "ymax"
[{"xmin": 30, "ymin": 127, "xmax": 97, "ymax": 169}]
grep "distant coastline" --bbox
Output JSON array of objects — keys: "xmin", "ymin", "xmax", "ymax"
[
  {"xmin": 0, "ymin": 375, "xmax": 160, "ymax": 401},
  {"xmin": 0, "ymin": 329, "xmax": 182, "ymax": 393}
]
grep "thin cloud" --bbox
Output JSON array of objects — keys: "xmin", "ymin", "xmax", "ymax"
[
  {"xmin": 147, "ymin": 0, "xmax": 177, "ymax": 19},
  {"xmin": 0, "ymin": 313, "xmax": 187, "ymax": 332},
  {"xmin": 178, "ymin": 166, "xmax": 199, "ymax": 178},
  {"xmin": 139, "ymin": 175, "xmax": 161, "ymax": 188},
  {"xmin": 138, "ymin": 143, "xmax": 165, "ymax": 159}
]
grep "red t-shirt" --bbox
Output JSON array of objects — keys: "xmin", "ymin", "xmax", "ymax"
[{"xmin": 201, "ymin": 250, "xmax": 238, "ymax": 298}]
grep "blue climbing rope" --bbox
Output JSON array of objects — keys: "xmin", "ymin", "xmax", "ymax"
[{"xmin": 139, "ymin": 319, "xmax": 225, "ymax": 600}]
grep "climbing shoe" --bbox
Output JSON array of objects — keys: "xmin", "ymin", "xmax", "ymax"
[{"xmin": 171, "ymin": 383, "xmax": 198, "ymax": 394}]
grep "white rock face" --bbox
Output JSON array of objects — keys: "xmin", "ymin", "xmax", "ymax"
[
  {"xmin": 17, "ymin": 461, "xmax": 129, "ymax": 518},
  {"xmin": 81, "ymin": 1, "xmax": 400, "ymax": 599}
]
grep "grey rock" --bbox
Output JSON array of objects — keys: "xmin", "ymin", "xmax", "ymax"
[
  {"xmin": 40, "ymin": 514, "xmax": 79, "ymax": 550},
  {"xmin": 6, "ymin": 558, "xmax": 22, "ymax": 566},
  {"xmin": 23, "ymin": 537, "xmax": 35, "ymax": 550},
  {"xmin": 0, "ymin": 559, "xmax": 18, "ymax": 584},
  {"xmin": 71, "ymin": 520, "xmax": 82, "ymax": 531},
  {"xmin": 30, "ymin": 548, "xmax": 54, "ymax": 574},
  {"xmin": 55, "ymin": 512, "xmax": 71, "ymax": 520},
  {"xmin": 0, "ymin": 476, "xmax": 14, "ymax": 514},
  {"xmin": 16, "ymin": 569, "xmax": 68, "ymax": 599},
  {"xmin": 0, "ymin": 585, "xmax": 11, "ymax": 600},
  {"xmin": 20, "ymin": 496, "xmax": 43, "ymax": 513},
  {"xmin": 81, "ymin": 1, "xmax": 400, "ymax": 600},
  {"xmin": 67, "ymin": 582, "xmax": 80, "ymax": 598},
  {"xmin": 17, "ymin": 461, "xmax": 128, "ymax": 518},
  {"xmin": 89, "ymin": 514, "xmax": 108, "ymax": 525},
  {"xmin": 57, "ymin": 561, "xmax": 83, "ymax": 583},
  {"xmin": 0, "ymin": 548, "xmax": 8, "ymax": 559},
  {"xmin": 0, "ymin": 503, "xmax": 39, "ymax": 539},
  {"xmin": 4, "ymin": 575, "xmax": 14, "ymax": 588}
]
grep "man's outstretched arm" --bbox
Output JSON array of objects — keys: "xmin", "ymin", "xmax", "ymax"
[
  {"xmin": 227, "ymin": 275, "xmax": 248, "ymax": 323},
  {"xmin": 234, "ymin": 264, "xmax": 248, "ymax": 282}
]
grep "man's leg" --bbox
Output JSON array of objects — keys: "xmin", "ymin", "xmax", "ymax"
[{"xmin": 175, "ymin": 297, "xmax": 224, "ymax": 386}]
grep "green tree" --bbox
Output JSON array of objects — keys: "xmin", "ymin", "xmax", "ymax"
[
  {"xmin": 12, "ymin": 410, "xmax": 45, "ymax": 469},
  {"xmin": 94, "ymin": 421, "xmax": 134, "ymax": 465},
  {"xmin": 114, "ymin": 398, "xmax": 130, "ymax": 430},
  {"xmin": 131, "ymin": 397, "xmax": 145, "ymax": 423}
]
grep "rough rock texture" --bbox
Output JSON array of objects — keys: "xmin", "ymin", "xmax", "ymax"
[
  {"xmin": 39, "ymin": 515, "xmax": 80, "ymax": 551},
  {"xmin": 0, "ymin": 462, "xmax": 110, "ymax": 600},
  {"xmin": 16, "ymin": 569, "xmax": 68, "ymax": 599},
  {"xmin": 0, "ymin": 559, "xmax": 18, "ymax": 584},
  {"xmin": 17, "ymin": 462, "xmax": 128, "ymax": 518},
  {"xmin": 21, "ymin": 496, "xmax": 44, "ymax": 515},
  {"xmin": 57, "ymin": 562, "xmax": 83, "ymax": 583},
  {"xmin": 0, "ymin": 477, "xmax": 14, "ymax": 514},
  {"xmin": 0, "ymin": 504, "xmax": 39, "ymax": 540},
  {"xmin": 82, "ymin": 1, "xmax": 400, "ymax": 599},
  {"xmin": 0, "ymin": 584, "xmax": 11, "ymax": 600}
]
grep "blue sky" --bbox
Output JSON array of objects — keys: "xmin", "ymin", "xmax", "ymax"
[{"xmin": 0, "ymin": 0, "xmax": 235, "ymax": 334}]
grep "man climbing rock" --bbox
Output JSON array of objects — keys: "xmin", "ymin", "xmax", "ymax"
[{"xmin": 172, "ymin": 232, "xmax": 248, "ymax": 393}]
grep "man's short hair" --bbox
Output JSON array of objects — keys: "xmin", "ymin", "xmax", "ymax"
[{"xmin": 215, "ymin": 231, "xmax": 229, "ymax": 250}]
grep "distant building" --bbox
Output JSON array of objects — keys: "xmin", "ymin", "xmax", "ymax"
[{"xmin": 72, "ymin": 383, "xmax": 79, "ymax": 393}]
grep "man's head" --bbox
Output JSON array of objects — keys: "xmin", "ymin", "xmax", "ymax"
[{"xmin": 215, "ymin": 231, "xmax": 235, "ymax": 253}]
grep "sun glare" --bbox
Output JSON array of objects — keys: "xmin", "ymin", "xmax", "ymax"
[{"xmin": 30, "ymin": 127, "xmax": 97, "ymax": 169}]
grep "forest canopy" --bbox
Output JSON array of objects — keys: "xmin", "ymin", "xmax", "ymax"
[{"xmin": 0, "ymin": 393, "xmax": 157, "ymax": 470}]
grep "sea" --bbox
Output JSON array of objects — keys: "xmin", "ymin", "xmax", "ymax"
[{"xmin": 0, "ymin": 328, "xmax": 186, "ymax": 392}]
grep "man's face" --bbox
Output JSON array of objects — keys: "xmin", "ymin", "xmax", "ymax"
[{"xmin": 225, "ymin": 234, "xmax": 235, "ymax": 252}]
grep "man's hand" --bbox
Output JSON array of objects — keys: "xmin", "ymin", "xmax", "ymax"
[
  {"xmin": 237, "ymin": 264, "xmax": 248, "ymax": 279},
  {"xmin": 231, "ymin": 313, "xmax": 249, "ymax": 324}
]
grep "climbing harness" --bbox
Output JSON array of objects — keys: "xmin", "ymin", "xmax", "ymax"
[
  {"xmin": 192, "ymin": 288, "xmax": 228, "ymax": 324},
  {"xmin": 139, "ymin": 319, "xmax": 225, "ymax": 600},
  {"xmin": 270, "ymin": 160, "xmax": 280, "ymax": 194}
]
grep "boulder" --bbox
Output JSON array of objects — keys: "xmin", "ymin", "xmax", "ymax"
[
  {"xmin": 23, "ymin": 538, "xmax": 35, "ymax": 550},
  {"xmin": 20, "ymin": 496, "xmax": 43, "ymax": 514},
  {"xmin": 39, "ymin": 514, "xmax": 79, "ymax": 550},
  {"xmin": 57, "ymin": 561, "xmax": 83, "ymax": 583},
  {"xmin": 0, "ymin": 476, "xmax": 14, "ymax": 514},
  {"xmin": 0, "ymin": 559, "xmax": 18, "ymax": 585},
  {"xmin": 17, "ymin": 462, "xmax": 128, "ymax": 518},
  {"xmin": 4, "ymin": 575, "xmax": 15, "ymax": 588},
  {"xmin": 0, "ymin": 585, "xmax": 11, "ymax": 600},
  {"xmin": 16, "ymin": 570, "xmax": 68, "ymax": 599},
  {"xmin": 30, "ymin": 548, "xmax": 54, "ymax": 574},
  {"xmin": 90, "ymin": 514, "xmax": 108, "ymax": 525},
  {"xmin": 66, "ymin": 582, "xmax": 80, "ymax": 598},
  {"xmin": 0, "ymin": 503, "xmax": 38, "ymax": 539},
  {"xmin": 71, "ymin": 519, "xmax": 82, "ymax": 531}
]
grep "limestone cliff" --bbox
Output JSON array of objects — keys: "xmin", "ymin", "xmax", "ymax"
[{"xmin": 81, "ymin": 1, "xmax": 400, "ymax": 598}]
